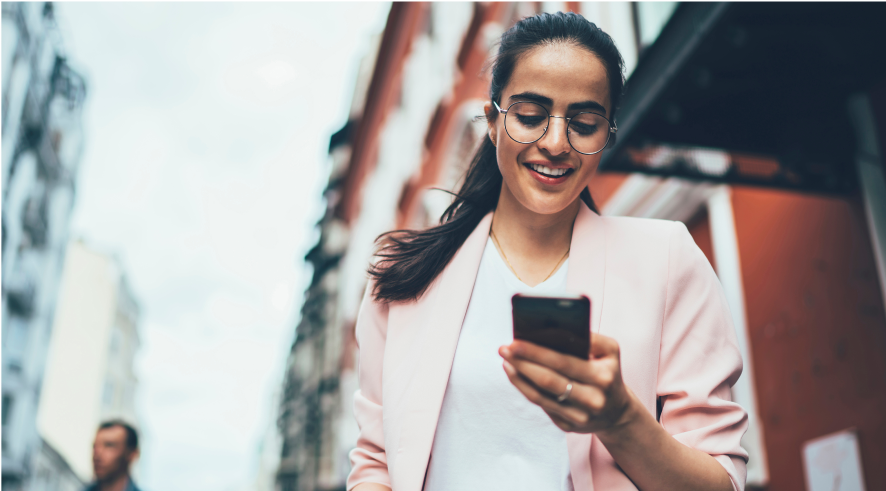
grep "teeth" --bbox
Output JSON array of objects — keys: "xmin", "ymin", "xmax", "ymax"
[{"xmin": 530, "ymin": 164, "xmax": 568, "ymax": 177}]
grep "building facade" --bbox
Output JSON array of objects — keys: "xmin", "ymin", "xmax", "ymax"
[
  {"xmin": 25, "ymin": 441, "xmax": 83, "ymax": 491},
  {"xmin": 278, "ymin": 2, "xmax": 886, "ymax": 491},
  {"xmin": 36, "ymin": 240, "xmax": 142, "ymax": 485},
  {"xmin": 1, "ymin": 2, "xmax": 88, "ymax": 490}
]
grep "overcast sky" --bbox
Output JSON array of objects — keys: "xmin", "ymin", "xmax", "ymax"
[{"xmin": 55, "ymin": 3, "xmax": 390, "ymax": 490}]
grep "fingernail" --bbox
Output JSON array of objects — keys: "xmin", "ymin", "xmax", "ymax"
[
  {"xmin": 502, "ymin": 360, "xmax": 515, "ymax": 374},
  {"xmin": 500, "ymin": 346, "xmax": 511, "ymax": 357}
]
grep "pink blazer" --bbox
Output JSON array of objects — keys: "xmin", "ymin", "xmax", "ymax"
[{"xmin": 347, "ymin": 202, "xmax": 749, "ymax": 491}]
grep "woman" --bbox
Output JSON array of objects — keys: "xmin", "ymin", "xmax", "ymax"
[{"xmin": 348, "ymin": 12, "xmax": 748, "ymax": 491}]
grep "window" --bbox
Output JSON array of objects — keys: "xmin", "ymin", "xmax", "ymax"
[
  {"xmin": 2, "ymin": 222, "xmax": 7, "ymax": 260},
  {"xmin": 6, "ymin": 315, "xmax": 28, "ymax": 372},
  {"xmin": 1, "ymin": 394, "xmax": 12, "ymax": 427},
  {"xmin": 109, "ymin": 328, "xmax": 121, "ymax": 356}
]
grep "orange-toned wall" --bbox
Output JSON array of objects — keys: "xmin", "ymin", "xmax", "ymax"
[
  {"xmin": 732, "ymin": 186, "xmax": 886, "ymax": 491},
  {"xmin": 588, "ymin": 171, "xmax": 629, "ymax": 210},
  {"xmin": 685, "ymin": 207, "xmax": 716, "ymax": 272}
]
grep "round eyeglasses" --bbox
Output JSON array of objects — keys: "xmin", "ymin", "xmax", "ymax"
[{"xmin": 493, "ymin": 100, "xmax": 617, "ymax": 155}]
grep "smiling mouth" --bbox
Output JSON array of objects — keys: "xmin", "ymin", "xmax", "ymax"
[{"xmin": 524, "ymin": 163, "xmax": 574, "ymax": 178}]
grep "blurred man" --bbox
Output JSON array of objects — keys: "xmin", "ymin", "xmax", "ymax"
[{"xmin": 85, "ymin": 420, "xmax": 141, "ymax": 491}]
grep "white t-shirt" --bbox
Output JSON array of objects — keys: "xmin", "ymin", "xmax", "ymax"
[{"xmin": 424, "ymin": 237, "xmax": 574, "ymax": 491}]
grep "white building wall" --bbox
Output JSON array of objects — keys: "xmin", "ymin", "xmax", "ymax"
[
  {"xmin": 27, "ymin": 441, "xmax": 83, "ymax": 491},
  {"xmin": 37, "ymin": 241, "xmax": 141, "ymax": 483}
]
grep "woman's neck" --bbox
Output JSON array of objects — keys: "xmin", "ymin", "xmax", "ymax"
[{"xmin": 490, "ymin": 184, "xmax": 580, "ymax": 287}]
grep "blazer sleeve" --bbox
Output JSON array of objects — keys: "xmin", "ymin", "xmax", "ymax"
[
  {"xmin": 657, "ymin": 221, "xmax": 750, "ymax": 491},
  {"xmin": 346, "ymin": 280, "xmax": 392, "ymax": 490}
]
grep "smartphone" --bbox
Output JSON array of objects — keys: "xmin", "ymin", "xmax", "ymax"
[{"xmin": 511, "ymin": 294, "xmax": 591, "ymax": 360}]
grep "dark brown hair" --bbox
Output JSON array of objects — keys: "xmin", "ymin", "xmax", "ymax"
[
  {"xmin": 369, "ymin": 11, "xmax": 625, "ymax": 303},
  {"xmin": 99, "ymin": 419, "xmax": 139, "ymax": 450}
]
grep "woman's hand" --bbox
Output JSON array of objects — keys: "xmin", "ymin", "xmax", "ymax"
[
  {"xmin": 498, "ymin": 332, "xmax": 638, "ymax": 434},
  {"xmin": 500, "ymin": 333, "xmax": 735, "ymax": 491}
]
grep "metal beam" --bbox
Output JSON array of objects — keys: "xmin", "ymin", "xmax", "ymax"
[{"xmin": 601, "ymin": 2, "xmax": 729, "ymax": 169}]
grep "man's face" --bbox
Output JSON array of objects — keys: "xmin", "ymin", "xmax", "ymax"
[{"xmin": 92, "ymin": 426, "xmax": 135, "ymax": 481}]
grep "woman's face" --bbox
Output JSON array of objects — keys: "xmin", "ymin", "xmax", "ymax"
[{"xmin": 486, "ymin": 43, "xmax": 612, "ymax": 216}]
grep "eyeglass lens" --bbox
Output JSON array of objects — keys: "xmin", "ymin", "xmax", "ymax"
[{"xmin": 504, "ymin": 102, "xmax": 610, "ymax": 154}]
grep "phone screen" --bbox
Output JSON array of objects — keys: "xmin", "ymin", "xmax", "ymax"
[{"xmin": 511, "ymin": 294, "xmax": 591, "ymax": 360}]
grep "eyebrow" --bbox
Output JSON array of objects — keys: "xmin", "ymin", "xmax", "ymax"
[{"xmin": 508, "ymin": 91, "xmax": 607, "ymax": 115}]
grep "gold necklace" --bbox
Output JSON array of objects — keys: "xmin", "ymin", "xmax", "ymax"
[{"xmin": 489, "ymin": 228, "xmax": 570, "ymax": 284}]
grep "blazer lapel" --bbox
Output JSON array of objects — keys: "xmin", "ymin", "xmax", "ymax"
[
  {"xmin": 566, "ymin": 201, "xmax": 607, "ymax": 334},
  {"xmin": 565, "ymin": 201, "xmax": 607, "ymax": 491},
  {"xmin": 392, "ymin": 212, "xmax": 493, "ymax": 491}
]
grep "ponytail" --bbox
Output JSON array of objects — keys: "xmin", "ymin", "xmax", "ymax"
[{"xmin": 369, "ymin": 139, "xmax": 499, "ymax": 302}]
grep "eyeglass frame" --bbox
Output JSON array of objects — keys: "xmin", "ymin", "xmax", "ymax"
[{"xmin": 492, "ymin": 100, "xmax": 617, "ymax": 155}]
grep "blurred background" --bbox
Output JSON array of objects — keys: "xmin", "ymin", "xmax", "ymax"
[{"xmin": 2, "ymin": 2, "xmax": 885, "ymax": 491}]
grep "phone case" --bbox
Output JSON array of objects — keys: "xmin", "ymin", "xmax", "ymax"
[{"xmin": 511, "ymin": 294, "xmax": 591, "ymax": 360}]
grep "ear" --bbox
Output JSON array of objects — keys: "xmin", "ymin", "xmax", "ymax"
[
  {"xmin": 127, "ymin": 448, "xmax": 140, "ymax": 466},
  {"xmin": 483, "ymin": 101, "xmax": 499, "ymax": 147}
]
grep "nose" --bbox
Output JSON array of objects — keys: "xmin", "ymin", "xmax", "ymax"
[{"xmin": 537, "ymin": 116, "xmax": 571, "ymax": 156}]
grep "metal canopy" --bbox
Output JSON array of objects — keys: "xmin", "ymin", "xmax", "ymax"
[{"xmin": 601, "ymin": 2, "xmax": 886, "ymax": 195}]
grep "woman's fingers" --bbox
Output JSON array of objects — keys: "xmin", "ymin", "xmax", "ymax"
[
  {"xmin": 501, "ymin": 336, "xmax": 622, "ymax": 389},
  {"xmin": 590, "ymin": 332, "xmax": 620, "ymax": 358},
  {"xmin": 502, "ymin": 342, "xmax": 592, "ymax": 383},
  {"xmin": 547, "ymin": 412, "xmax": 576, "ymax": 432},
  {"xmin": 505, "ymin": 354, "xmax": 611, "ymax": 411},
  {"xmin": 505, "ymin": 356, "xmax": 572, "ymax": 399},
  {"xmin": 500, "ymin": 334, "xmax": 631, "ymax": 433},
  {"xmin": 502, "ymin": 360, "xmax": 590, "ymax": 424},
  {"xmin": 508, "ymin": 333, "xmax": 619, "ymax": 364}
]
